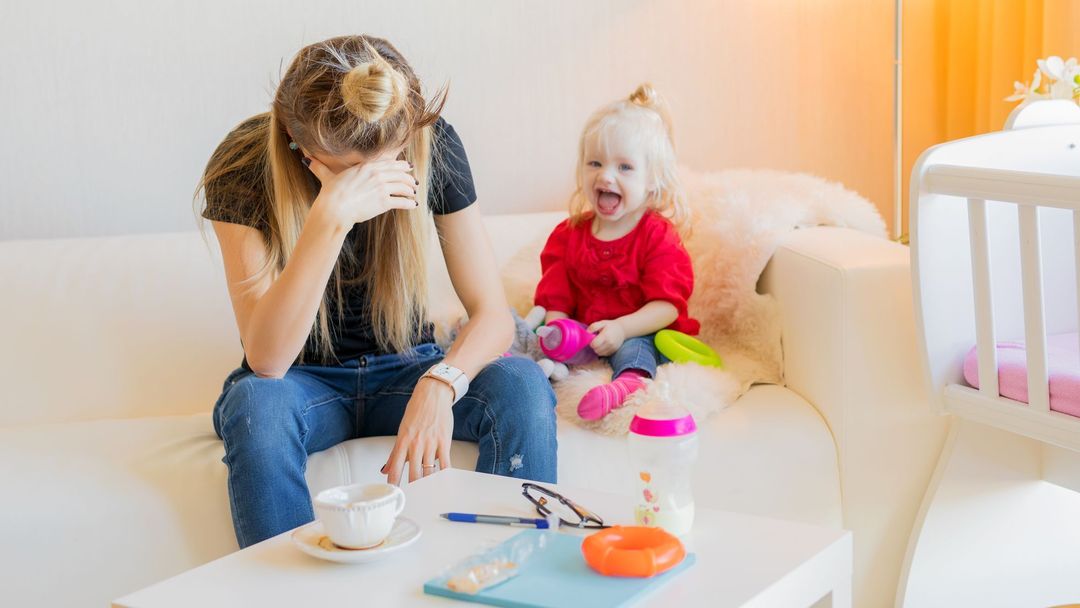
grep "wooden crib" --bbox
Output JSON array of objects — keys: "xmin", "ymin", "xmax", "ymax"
[
  {"xmin": 900, "ymin": 100, "xmax": 1080, "ymax": 607},
  {"xmin": 911, "ymin": 103, "xmax": 1080, "ymax": 453}
]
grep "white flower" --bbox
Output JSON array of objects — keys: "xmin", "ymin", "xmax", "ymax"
[
  {"xmin": 1050, "ymin": 78, "xmax": 1076, "ymax": 99},
  {"xmin": 1066, "ymin": 64, "xmax": 1080, "ymax": 97},
  {"xmin": 1005, "ymin": 57, "xmax": 1079, "ymax": 105},
  {"xmin": 1005, "ymin": 81, "xmax": 1028, "ymax": 102},
  {"xmin": 1037, "ymin": 56, "xmax": 1067, "ymax": 81},
  {"xmin": 1004, "ymin": 69, "xmax": 1045, "ymax": 102},
  {"xmin": 1036, "ymin": 56, "xmax": 1079, "ymax": 99}
]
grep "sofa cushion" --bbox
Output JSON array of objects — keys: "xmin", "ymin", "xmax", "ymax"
[
  {"xmin": 0, "ymin": 233, "xmax": 243, "ymax": 426},
  {"xmin": 313, "ymin": 385, "xmax": 841, "ymax": 528},
  {"xmin": 557, "ymin": 384, "xmax": 841, "ymax": 528},
  {"xmin": 0, "ymin": 213, "xmax": 569, "ymax": 428},
  {"xmin": 0, "ymin": 415, "xmax": 234, "ymax": 607},
  {"xmin": 0, "ymin": 384, "xmax": 838, "ymax": 607}
]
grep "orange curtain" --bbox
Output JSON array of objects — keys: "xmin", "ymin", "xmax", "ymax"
[
  {"xmin": 900, "ymin": 0, "xmax": 1080, "ymax": 237},
  {"xmin": 939, "ymin": 0, "xmax": 1044, "ymax": 138}
]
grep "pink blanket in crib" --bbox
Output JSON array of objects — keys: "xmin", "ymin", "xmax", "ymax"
[{"xmin": 962, "ymin": 332, "xmax": 1080, "ymax": 418}]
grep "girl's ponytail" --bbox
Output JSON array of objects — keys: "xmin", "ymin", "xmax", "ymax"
[
  {"xmin": 628, "ymin": 83, "xmax": 675, "ymax": 145},
  {"xmin": 628, "ymin": 83, "xmax": 658, "ymax": 106}
]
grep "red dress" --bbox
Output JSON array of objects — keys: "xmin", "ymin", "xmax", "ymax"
[{"xmin": 534, "ymin": 211, "xmax": 700, "ymax": 335}]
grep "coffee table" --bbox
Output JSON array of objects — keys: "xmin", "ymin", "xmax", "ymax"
[{"xmin": 113, "ymin": 469, "xmax": 851, "ymax": 607}]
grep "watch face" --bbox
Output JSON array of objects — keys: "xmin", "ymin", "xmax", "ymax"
[
  {"xmin": 432, "ymin": 364, "xmax": 455, "ymax": 381},
  {"xmin": 426, "ymin": 363, "xmax": 467, "ymax": 402}
]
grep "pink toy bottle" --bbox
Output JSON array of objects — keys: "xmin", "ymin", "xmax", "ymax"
[{"xmin": 535, "ymin": 318, "xmax": 598, "ymax": 365}]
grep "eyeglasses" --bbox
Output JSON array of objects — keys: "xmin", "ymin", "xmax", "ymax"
[{"xmin": 521, "ymin": 482, "xmax": 608, "ymax": 529}]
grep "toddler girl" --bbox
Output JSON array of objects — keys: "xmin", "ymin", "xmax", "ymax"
[{"xmin": 535, "ymin": 84, "xmax": 699, "ymax": 420}]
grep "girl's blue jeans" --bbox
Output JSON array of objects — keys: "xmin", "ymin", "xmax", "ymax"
[
  {"xmin": 608, "ymin": 334, "xmax": 669, "ymax": 378},
  {"xmin": 212, "ymin": 343, "xmax": 558, "ymax": 548}
]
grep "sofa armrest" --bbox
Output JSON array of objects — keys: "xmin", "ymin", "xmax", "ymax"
[{"xmin": 759, "ymin": 226, "xmax": 948, "ymax": 608}]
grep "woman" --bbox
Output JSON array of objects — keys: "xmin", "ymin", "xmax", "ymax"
[{"xmin": 198, "ymin": 35, "xmax": 557, "ymax": 548}]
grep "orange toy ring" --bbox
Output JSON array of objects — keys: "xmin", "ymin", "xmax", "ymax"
[{"xmin": 581, "ymin": 526, "xmax": 686, "ymax": 578}]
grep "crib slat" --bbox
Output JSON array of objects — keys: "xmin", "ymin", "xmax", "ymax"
[
  {"xmin": 1018, "ymin": 205, "xmax": 1051, "ymax": 413},
  {"xmin": 967, "ymin": 199, "xmax": 998, "ymax": 398},
  {"xmin": 1075, "ymin": 210, "xmax": 1080, "ymax": 366}
]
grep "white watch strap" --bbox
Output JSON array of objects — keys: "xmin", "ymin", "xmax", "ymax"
[
  {"xmin": 450, "ymin": 371, "xmax": 469, "ymax": 404},
  {"xmin": 425, "ymin": 363, "xmax": 469, "ymax": 404}
]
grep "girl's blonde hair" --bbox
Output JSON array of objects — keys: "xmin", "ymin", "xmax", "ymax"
[
  {"xmin": 569, "ymin": 84, "xmax": 689, "ymax": 232},
  {"xmin": 198, "ymin": 35, "xmax": 446, "ymax": 360}
]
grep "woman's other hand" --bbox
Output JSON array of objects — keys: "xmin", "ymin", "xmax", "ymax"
[
  {"xmin": 382, "ymin": 378, "xmax": 455, "ymax": 484},
  {"xmin": 306, "ymin": 156, "xmax": 418, "ymax": 229}
]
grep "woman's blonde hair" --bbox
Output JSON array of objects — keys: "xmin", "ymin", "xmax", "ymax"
[
  {"xmin": 569, "ymin": 84, "xmax": 689, "ymax": 232},
  {"xmin": 198, "ymin": 35, "xmax": 446, "ymax": 360}
]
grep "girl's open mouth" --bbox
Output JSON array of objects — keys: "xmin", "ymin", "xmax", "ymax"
[{"xmin": 596, "ymin": 190, "xmax": 622, "ymax": 216}]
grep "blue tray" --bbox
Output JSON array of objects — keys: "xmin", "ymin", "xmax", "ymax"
[{"xmin": 423, "ymin": 530, "xmax": 696, "ymax": 608}]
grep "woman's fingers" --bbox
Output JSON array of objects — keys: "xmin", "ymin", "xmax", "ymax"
[
  {"xmin": 359, "ymin": 159, "xmax": 412, "ymax": 179},
  {"xmin": 373, "ymin": 159, "xmax": 414, "ymax": 172},
  {"xmin": 385, "ymin": 182, "xmax": 418, "ymax": 201},
  {"xmin": 305, "ymin": 156, "xmax": 334, "ymax": 182},
  {"xmin": 358, "ymin": 165, "xmax": 417, "ymax": 213},
  {"xmin": 381, "ymin": 168, "xmax": 419, "ymax": 188},
  {"xmin": 385, "ymin": 439, "xmax": 408, "ymax": 486},
  {"xmin": 422, "ymin": 444, "xmax": 439, "ymax": 477},
  {"xmin": 407, "ymin": 443, "xmax": 425, "ymax": 483},
  {"xmin": 313, "ymin": 157, "xmax": 419, "ymax": 225},
  {"xmin": 385, "ymin": 199, "xmax": 420, "ymax": 213},
  {"xmin": 436, "ymin": 441, "xmax": 452, "ymax": 472}
]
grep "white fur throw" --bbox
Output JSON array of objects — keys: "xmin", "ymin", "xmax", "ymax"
[{"xmin": 499, "ymin": 168, "xmax": 887, "ymax": 435}]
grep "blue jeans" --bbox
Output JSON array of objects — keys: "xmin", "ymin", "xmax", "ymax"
[
  {"xmin": 211, "ymin": 343, "xmax": 557, "ymax": 548},
  {"xmin": 607, "ymin": 334, "xmax": 669, "ymax": 378}
]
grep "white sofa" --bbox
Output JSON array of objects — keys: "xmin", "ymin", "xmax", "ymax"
[{"xmin": 0, "ymin": 211, "xmax": 945, "ymax": 607}]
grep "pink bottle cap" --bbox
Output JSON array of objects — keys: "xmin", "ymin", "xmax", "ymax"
[
  {"xmin": 629, "ymin": 413, "xmax": 698, "ymax": 437},
  {"xmin": 629, "ymin": 381, "xmax": 697, "ymax": 437}
]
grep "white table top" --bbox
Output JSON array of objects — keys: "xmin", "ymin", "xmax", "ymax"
[{"xmin": 114, "ymin": 469, "xmax": 850, "ymax": 608}]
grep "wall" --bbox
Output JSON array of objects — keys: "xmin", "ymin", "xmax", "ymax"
[{"xmin": 0, "ymin": 0, "xmax": 896, "ymax": 240}]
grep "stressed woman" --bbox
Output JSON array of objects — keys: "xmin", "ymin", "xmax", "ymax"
[{"xmin": 198, "ymin": 35, "xmax": 557, "ymax": 548}]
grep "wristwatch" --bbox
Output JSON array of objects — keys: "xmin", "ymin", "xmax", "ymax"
[{"xmin": 421, "ymin": 362, "xmax": 470, "ymax": 404}]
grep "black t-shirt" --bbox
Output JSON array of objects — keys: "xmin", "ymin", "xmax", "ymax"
[{"xmin": 202, "ymin": 115, "xmax": 476, "ymax": 365}]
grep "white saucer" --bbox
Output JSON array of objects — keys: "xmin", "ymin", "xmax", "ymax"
[{"xmin": 291, "ymin": 517, "xmax": 421, "ymax": 564}]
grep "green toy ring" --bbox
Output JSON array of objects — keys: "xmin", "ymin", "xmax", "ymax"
[{"xmin": 654, "ymin": 330, "xmax": 723, "ymax": 368}]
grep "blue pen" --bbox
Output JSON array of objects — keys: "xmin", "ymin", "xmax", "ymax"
[{"xmin": 440, "ymin": 512, "xmax": 552, "ymax": 529}]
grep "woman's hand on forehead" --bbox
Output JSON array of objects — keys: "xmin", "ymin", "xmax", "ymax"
[
  {"xmin": 303, "ymin": 152, "xmax": 419, "ymax": 230},
  {"xmin": 311, "ymin": 145, "xmax": 408, "ymax": 174},
  {"xmin": 372, "ymin": 145, "xmax": 408, "ymax": 163}
]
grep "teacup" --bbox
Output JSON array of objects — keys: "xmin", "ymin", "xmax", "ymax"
[{"xmin": 313, "ymin": 483, "xmax": 406, "ymax": 549}]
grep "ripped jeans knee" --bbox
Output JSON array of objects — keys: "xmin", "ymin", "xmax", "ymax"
[{"xmin": 455, "ymin": 356, "xmax": 558, "ymax": 483}]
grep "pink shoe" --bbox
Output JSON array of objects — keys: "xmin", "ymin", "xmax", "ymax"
[{"xmin": 577, "ymin": 373, "xmax": 647, "ymax": 420}]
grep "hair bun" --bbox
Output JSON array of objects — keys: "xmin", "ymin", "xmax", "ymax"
[
  {"xmin": 627, "ymin": 83, "xmax": 674, "ymax": 142},
  {"xmin": 628, "ymin": 83, "xmax": 660, "ymax": 108},
  {"xmin": 341, "ymin": 56, "xmax": 407, "ymax": 122}
]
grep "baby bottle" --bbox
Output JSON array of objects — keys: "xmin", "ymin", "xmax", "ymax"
[
  {"xmin": 535, "ymin": 318, "xmax": 598, "ymax": 365},
  {"xmin": 627, "ymin": 382, "xmax": 699, "ymax": 536}
]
